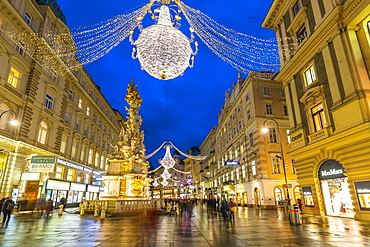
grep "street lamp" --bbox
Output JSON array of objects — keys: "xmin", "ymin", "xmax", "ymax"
[
  {"xmin": 0, "ymin": 110, "xmax": 19, "ymax": 127},
  {"xmin": 261, "ymin": 118, "xmax": 290, "ymax": 206}
]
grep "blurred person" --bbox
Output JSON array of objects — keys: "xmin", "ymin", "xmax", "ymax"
[
  {"xmin": 0, "ymin": 198, "xmax": 5, "ymax": 218},
  {"xmin": 59, "ymin": 197, "xmax": 66, "ymax": 209},
  {"xmin": 2, "ymin": 197, "xmax": 15, "ymax": 224},
  {"xmin": 220, "ymin": 199, "xmax": 230, "ymax": 221},
  {"xmin": 229, "ymin": 198, "xmax": 236, "ymax": 221},
  {"xmin": 45, "ymin": 199, "xmax": 54, "ymax": 216}
]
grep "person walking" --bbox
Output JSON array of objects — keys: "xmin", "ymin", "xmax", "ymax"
[
  {"xmin": 229, "ymin": 198, "xmax": 236, "ymax": 221},
  {"xmin": 220, "ymin": 199, "xmax": 230, "ymax": 221},
  {"xmin": 0, "ymin": 198, "xmax": 5, "ymax": 219},
  {"xmin": 2, "ymin": 197, "xmax": 15, "ymax": 224}
]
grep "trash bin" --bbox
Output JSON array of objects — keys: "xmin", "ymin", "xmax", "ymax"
[{"xmin": 289, "ymin": 204, "xmax": 300, "ymax": 224}]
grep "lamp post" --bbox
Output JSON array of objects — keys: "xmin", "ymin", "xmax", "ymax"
[
  {"xmin": 0, "ymin": 110, "xmax": 19, "ymax": 127},
  {"xmin": 261, "ymin": 118, "xmax": 290, "ymax": 206}
]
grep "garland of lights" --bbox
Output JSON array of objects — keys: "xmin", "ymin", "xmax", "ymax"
[{"xmin": 0, "ymin": 0, "xmax": 303, "ymax": 79}]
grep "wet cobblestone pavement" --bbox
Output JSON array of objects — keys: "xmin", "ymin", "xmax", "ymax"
[{"xmin": 1, "ymin": 205, "xmax": 370, "ymax": 247}]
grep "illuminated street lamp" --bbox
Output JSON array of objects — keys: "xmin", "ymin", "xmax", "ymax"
[
  {"xmin": 261, "ymin": 118, "xmax": 290, "ymax": 206},
  {"xmin": 0, "ymin": 110, "xmax": 19, "ymax": 127}
]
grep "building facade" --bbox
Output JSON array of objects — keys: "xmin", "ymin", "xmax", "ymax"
[
  {"xmin": 0, "ymin": 0, "xmax": 122, "ymax": 208},
  {"xmin": 263, "ymin": 0, "xmax": 370, "ymax": 220},
  {"xmin": 199, "ymin": 72, "xmax": 299, "ymax": 209}
]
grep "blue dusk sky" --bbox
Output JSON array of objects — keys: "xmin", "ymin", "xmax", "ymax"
[{"xmin": 56, "ymin": 0, "xmax": 276, "ymax": 167}]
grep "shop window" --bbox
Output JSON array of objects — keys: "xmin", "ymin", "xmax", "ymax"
[
  {"xmin": 297, "ymin": 25, "xmax": 307, "ymax": 43},
  {"xmin": 268, "ymin": 128, "xmax": 277, "ymax": 143},
  {"xmin": 37, "ymin": 121, "xmax": 48, "ymax": 144},
  {"xmin": 304, "ymin": 65, "xmax": 317, "ymax": 86},
  {"xmin": 265, "ymin": 104, "xmax": 273, "ymax": 115},
  {"xmin": 7, "ymin": 67, "xmax": 21, "ymax": 88},
  {"xmin": 67, "ymin": 169, "xmax": 75, "ymax": 181},
  {"xmin": 272, "ymin": 156, "xmax": 281, "ymax": 174},
  {"xmin": 302, "ymin": 186, "xmax": 314, "ymax": 207},
  {"xmin": 44, "ymin": 94, "xmax": 54, "ymax": 110},
  {"xmin": 355, "ymin": 181, "xmax": 370, "ymax": 211},
  {"xmin": 311, "ymin": 103, "xmax": 327, "ymax": 132},
  {"xmin": 55, "ymin": 166, "xmax": 63, "ymax": 179},
  {"xmin": 77, "ymin": 172, "xmax": 83, "ymax": 183}
]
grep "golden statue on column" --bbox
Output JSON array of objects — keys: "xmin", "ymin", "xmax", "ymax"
[{"xmin": 101, "ymin": 80, "xmax": 150, "ymax": 200}]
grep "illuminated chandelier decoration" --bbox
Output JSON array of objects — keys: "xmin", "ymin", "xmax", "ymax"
[
  {"xmin": 148, "ymin": 141, "xmax": 198, "ymax": 187},
  {"xmin": 1, "ymin": 0, "xmax": 283, "ymax": 79}
]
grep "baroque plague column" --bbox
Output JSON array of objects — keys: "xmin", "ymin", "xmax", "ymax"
[{"xmin": 101, "ymin": 81, "xmax": 150, "ymax": 200}]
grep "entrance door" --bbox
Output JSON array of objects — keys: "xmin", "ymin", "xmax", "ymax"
[{"xmin": 254, "ymin": 188, "xmax": 261, "ymax": 207}]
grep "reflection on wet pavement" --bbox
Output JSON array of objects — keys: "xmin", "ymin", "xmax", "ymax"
[{"xmin": 0, "ymin": 205, "xmax": 370, "ymax": 246}]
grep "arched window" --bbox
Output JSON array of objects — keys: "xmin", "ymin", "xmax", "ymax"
[
  {"xmin": 0, "ymin": 104, "xmax": 10, "ymax": 130},
  {"xmin": 38, "ymin": 121, "xmax": 48, "ymax": 144}
]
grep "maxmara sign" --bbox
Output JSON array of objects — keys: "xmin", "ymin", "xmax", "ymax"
[{"xmin": 321, "ymin": 169, "xmax": 343, "ymax": 177}]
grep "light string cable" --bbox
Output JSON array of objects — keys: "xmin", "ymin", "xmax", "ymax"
[
  {"xmin": 169, "ymin": 141, "xmax": 207, "ymax": 161},
  {"xmin": 70, "ymin": 3, "xmax": 150, "ymax": 66},
  {"xmin": 177, "ymin": 1, "xmax": 281, "ymax": 74}
]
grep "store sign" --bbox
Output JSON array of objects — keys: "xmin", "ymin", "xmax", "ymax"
[
  {"xmin": 57, "ymin": 158, "xmax": 100, "ymax": 175},
  {"xmin": 46, "ymin": 179, "xmax": 70, "ymax": 190},
  {"xmin": 70, "ymin": 182, "xmax": 87, "ymax": 192},
  {"xmin": 225, "ymin": 161, "xmax": 240, "ymax": 166},
  {"xmin": 21, "ymin": 172, "xmax": 40, "ymax": 181},
  {"xmin": 355, "ymin": 181, "xmax": 370, "ymax": 194},
  {"xmin": 87, "ymin": 185, "xmax": 100, "ymax": 193},
  {"xmin": 30, "ymin": 156, "xmax": 56, "ymax": 172},
  {"xmin": 319, "ymin": 160, "xmax": 346, "ymax": 179}
]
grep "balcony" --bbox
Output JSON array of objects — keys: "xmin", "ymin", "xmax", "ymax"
[{"xmin": 308, "ymin": 127, "xmax": 332, "ymax": 143}]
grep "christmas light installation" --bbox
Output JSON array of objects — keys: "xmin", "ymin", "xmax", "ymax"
[{"xmin": 1, "ymin": 0, "xmax": 284, "ymax": 79}]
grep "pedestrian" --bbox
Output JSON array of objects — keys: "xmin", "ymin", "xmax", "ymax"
[
  {"xmin": 0, "ymin": 198, "xmax": 5, "ymax": 219},
  {"xmin": 297, "ymin": 198, "xmax": 303, "ymax": 212},
  {"xmin": 2, "ymin": 197, "xmax": 15, "ymax": 224},
  {"xmin": 45, "ymin": 199, "xmax": 54, "ymax": 216},
  {"xmin": 59, "ymin": 197, "xmax": 66, "ymax": 209},
  {"xmin": 220, "ymin": 199, "xmax": 230, "ymax": 221},
  {"xmin": 229, "ymin": 198, "xmax": 235, "ymax": 221}
]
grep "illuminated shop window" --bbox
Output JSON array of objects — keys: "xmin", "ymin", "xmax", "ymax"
[
  {"xmin": 311, "ymin": 103, "xmax": 327, "ymax": 132},
  {"xmin": 355, "ymin": 181, "xmax": 370, "ymax": 211},
  {"xmin": 67, "ymin": 169, "xmax": 74, "ymax": 181}
]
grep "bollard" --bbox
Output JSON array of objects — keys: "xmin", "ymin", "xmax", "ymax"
[
  {"xmin": 79, "ymin": 203, "xmax": 85, "ymax": 215},
  {"xmin": 289, "ymin": 204, "xmax": 301, "ymax": 224},
  {"xmin": 100, "ymin": 202, "xmax": 107, "ymax": 219},
  {"xmin": 58, "ymin": 204, "xmax": 64, "ymax": 215},
  {"xmin": 94, "ymin": 204, "xmax": 100, "ymax": 217}
]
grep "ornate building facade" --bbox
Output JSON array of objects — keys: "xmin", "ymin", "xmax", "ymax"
[
  {"xmin": 263, "ymin": 0, "xmax": 370, "ymax": 220},
  {"xmin": 198, "ymin": 72, "xmax": 299, "ymax": 209},
  {"xmin": 0, "ymin": 0, "xmax": 122, "ymax": 207}
]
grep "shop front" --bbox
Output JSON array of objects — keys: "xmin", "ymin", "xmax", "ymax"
[{"xmin": 319, "ymin": 160, "xmax": 354, "ymax": 218}]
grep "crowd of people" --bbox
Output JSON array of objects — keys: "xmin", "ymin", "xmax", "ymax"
[{"xmin": 204, "ymin": 197, "xmax": 236, "ymax": 221}]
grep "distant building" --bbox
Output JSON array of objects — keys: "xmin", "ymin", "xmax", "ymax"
[
  {"xmin": 0, "ymin": 0, "xmax": 122, "ymax": 207},
  {"xmin": 199, "ymin": 72, "xmax": 298, "ymax": 209},
  {"xmin": 263, "ymin": 0, "xmax": 370, "ymax": 220}
]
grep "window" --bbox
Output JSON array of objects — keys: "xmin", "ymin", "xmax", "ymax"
[
  {"xmin": 247, "ymin": 109, "xmax": 251, "ymax": 120},
  {"xmin": 233, "ymin": 127, "xmax": 237, "ymax": 135},
  {"xmin": 75, "ymin": 119, "xmax": 80, "ymax": 130},
  {"xmin": 16, "ymin": 42, "xmax": 25, "ymax": 56},
  {"xmin": 86, "ymin": 106, "xmax": 90, "ymax": 116},
  {"xmin": 44, "ymin": 94, "xmax": 54, "ymax": 110},
  {"xmin": 228, "ymin": 133, "xmax": 231, "ymax": 141},
  {"xmin": 292, "ymin": 161, "xmax": 297, "ymax": 175},
  {"xmin": 311, "ymin": 103, "xmax": 327, "ymax": 131},
  {"xmin": 281, "ymin": 89, "xmax": 286, "ymax": 97},
  {"xmin": 304, "ymin": 65, "xmax": 317, "ymax": 86},
  {"xmin": 67, "ymin": 169, "xmax": 74, "ymax": 181},
  {"xmin": 93, "ymin": 114, "xmax": 96, "ymax": 122},
  {"xmin": 268, "ymin": 128, "xmax": 278, "ymax": 143},
  {"xmin": 24, "ymin": 12, "xmax": 32, "ymax": 25},
  {"xmin": 272, "ymin": 156, "xmax": 281, "ymax": 174},
  {"xmin": 78, "ymin": 98, "xmax": 83, "ymax": 108},
  {"xmin": 237, "ymin": 106, "xmax": 241, "ymax": 113},
  {"xmin": 287, "ymin": 130, "xmax": 291, "ymax": 144},
  {"xmin": 38, "ymin": 121, "xmax": 48, "ymax": 144},
  {"xmin": 68, "ymin": 90, "xmax": 73, "ymax": 100},
  {"xmin": 297, "ymin": 25, "xmax": 307, "ymax": 43},
  {"xmin": 71, "ymin": 140, "xmax": 77, "ymax": 158},
  {"xmin": 245, "ymin": 93, "xmax": 249, "ymax": 102},
  {"xmin": 263, "ymin": 87, "xmax": 271, "ymax": 95},
  {"xmin": 84, "ymin": 174, "xmax": 90, "ymax": 184},
  {"xmin": 292, "ymin": 1, "xmax": 301, "ymax": 16},
  {"xmin": 7, "ymin": 67, "xmax": 21, "ymax": 88},
  {"xmin": 283, "ymin": 105, "xmax": 289, "ymax": 116},
  {"xmin": 65, "ymin": 111, "xmax": 71, "ymax": 123},
  {"xmin": 77, "ymin": 172, "xmax": 83, "ymax": 183},
  {"xmin": 80, "ymin": 145, "xmax": 85, "ymax": 161},
  {"xmin": 60, "ymin": 135, "xmax": 67, "ymax": 153},
  {"xmin": 265, "ymin": 104, "xmax": 273, "ymax": 115},
  {"xmin": 251, "ymin": 160, "xmax": 257, "ymax": 176},
  {"xmin": 91, "ymin": 132, "xmax": 95, "ymax": 141},
  {"xmin": 249, "ymin": 133, "xmax": 254, "ymax": 147},
  {"xmin": 55, "ymin": 166, "xmax": 63, "ymax": 179},
  {"xmin": 84, "ymin": 126, "xmax": 88, "ymax": 136},
  {"xmin": 238, "ymin": 120, "xmax": 242, "ymax": 129},
  {"xmin": 88, "ymin": 148, "xmax": 94, "ymax": 165}
]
